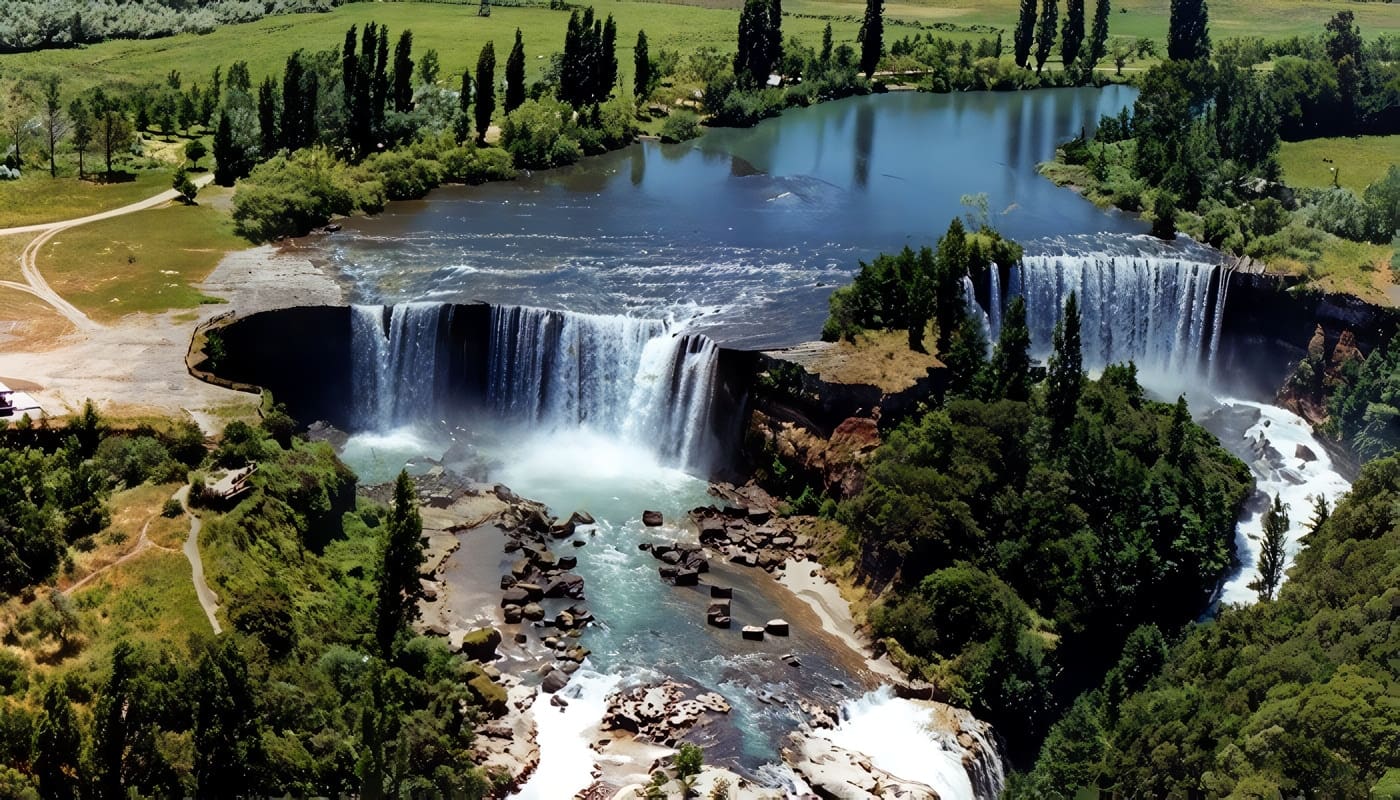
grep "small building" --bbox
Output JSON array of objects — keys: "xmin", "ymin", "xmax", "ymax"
[
  {"xmin": 204, "ymin": 463, "xmax": 258, "ymax": 504},
  {"xmin": 0, "ymin": 381, "xmax": 42, "ymax": 420}
]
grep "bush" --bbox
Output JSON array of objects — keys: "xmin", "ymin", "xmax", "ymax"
[
  {"xmin": 442, "ymin": 145, "xmax": 516, "ymax": 184},
  {"xmin": 1307, "ymin": 188, "xmax": 1384, "ymax": 243},
  {"xmin": 660, "ymin": 111, "xmax": 703, "ymax": 144},
  {"xmin": 362, "ymin": 150, "xmax": 445, "ymax": 201},
  {"xmin": 703, "ymin": 72, "xmax": 784, "ymax": 127},
  {"xmin": 162, "ymin": 497, "xmax": 185, "ymax": 518},
  {"xmin": 232, "ymin": 148, "xmax": 360, "ymax": 242},
  {"xmin": 500, "ymin": 99, "xmax": 583, "ymax": 169}
]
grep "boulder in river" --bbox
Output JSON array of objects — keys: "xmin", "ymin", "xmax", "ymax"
[
  {"xmin": 710, "ymin": 585, "xmax": 733, "ymax": 599},
  {"xmin": 1296, "ymin": 443, "xmax": 1318, "ymax": 462},
  {"xmin": 501, "ymin": 587, "xmax": 529, "ymax": 607},
  {"xmin": 642, "ymin": 510, "xmax": 663, "ymax": 527},
  {"xmin": 459, "ymin": 627, "xmax": 502, "ymax": 661},
  {"xmin": 742, "ymin": 626, "xmax": 765, "ymax": 641},
  {"xmin": 766, "ymin": 619, "xmax": 790, "ymax": 636},
  {"xmin": 541, "ymin": 669, "xmax": 569, "ymax": 694},
  {"xmin": 503, "ymin": 605, "xmax": 523, "ymax": 624},
  {"xmin": 522, "ymin": 603, "xmax": 545, "ymax": 621},
  {"xmin": 674, "ymin": 568, "xmax": 700, "ymax": 586}
]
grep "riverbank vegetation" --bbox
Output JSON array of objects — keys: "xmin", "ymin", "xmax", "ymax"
[
  {"xmin": 1017, "ymin": 454, "xmax": 1400, "ymax": 797},
  {"xmin": 0, "ymin": 406, "xmax": 508, "ymax": 796},
  {"xmin": 1040, "ymin": 10, "xmax": 1400, "ymax": 300},
  {"xmin": 808, "ymin": 218, "xmax": 1253, "ymax": 764}
]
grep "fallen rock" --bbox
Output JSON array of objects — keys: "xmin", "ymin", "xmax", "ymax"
[
  {"xmin": 674, "ymin": 568, "xmax": 699, "ymax": 586},
  {"xmin": 1296, "ymin": 443, "xmax": 1318, "ymax": 462},
  {"xmin": 710, "ymin": 585, "xmax": 733, "ymax": 599},
  {"xmin": 541, "ymin": 670, "xmax": 569, "ymax": 694},
  {"xmin": 503, "ymin": 605, "xmax": 523, "ymax": 624},
  {"xmin": 501, "ymin": 587, "xmax": 529, "ymax": 607},
  {"xmin": 742, "ymin": 626, "xmax": 765, "ymax": 641},
  {"xmin": 522, "ymin": 603, "xmax": 545, "ymax": 621},
  {"xmin": 766, "ymin": 619, "xmax": 790, "ymax": 636},
  {"xmin": 642, "ymin": 510, "xmax": 664, "ymax": 527}
]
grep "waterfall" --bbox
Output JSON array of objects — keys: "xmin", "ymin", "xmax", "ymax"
[
  {"xmin": 987, "ymin": 265, "xmax": 1002, "ymax": 341},
  {"xmin": 487, "ymin": 306, "xmax": 721, "ymax": 470},
  {"xmin": 1000, "ymin": 254, "xmax": 1225, "ymax": 378},
  {"xmin": 350, "ymin": 303, "xmax": 451, "ymax": 429},
  {"xmin": 1208, "ymin": 262, "xmax": 1234, "ymax": 381},
  {"xmin": 962, "ymin": 275, "xmax": 993, "ymax": 354}
]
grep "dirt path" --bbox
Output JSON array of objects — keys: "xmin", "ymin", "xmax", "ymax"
[
  {"xmin": 61, "ymin": 517, "xmax": 170, "ymax": 596},
  {"xmin": 0, "ymin": 174, "xmax": 217, "ymax": 331},
  {"xmin": 176, "ymin": 485, "xmax": 223, "ymax": 634}
]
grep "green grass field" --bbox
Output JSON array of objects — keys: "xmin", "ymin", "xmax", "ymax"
[
  {"xmin": 1279, "ymin": 136, "xmax": 1400, "ymax": 194},
  {"xmin": 2, "ymin": 0, "xmax": 1389, "ymax": 97},
  {"xmin": 39, "ymin": 192, "xmax": 241, "ymax": 321},
  {"xmin": 0, "ymin": 169, "xmax": 175, "ymax": 230}
]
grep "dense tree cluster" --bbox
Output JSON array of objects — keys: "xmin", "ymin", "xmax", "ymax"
[
  {"xmin": 1019, "ymin": 456, "xmax": 1399, "ymax": 797},
  {"xmin": 734, "ymin": 0, "xmax": 783, "ymax": 86},
  {"xmin": 1326, "ymin": 324, "xmax": 1400, "ymax": 461},
  {"xmin": 559, "ymin": 7, "xmax": 618, "ymax": 108},
  {"xmin": 0, "ymin": 0, "xmax": 340, "ymax": 53},
  {"xmin": 0, "ymin": 414, "xmax": 505, "ymax": 796}
]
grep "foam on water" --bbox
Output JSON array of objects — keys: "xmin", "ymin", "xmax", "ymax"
[
  {"xmin": 818, "ymin": 687, "xmax": 978, "ymax": 800},
  {"xmin": 1215, "ymin": 400, "xmax": 1352, "ymax": 606},
  {"xmin": 512, "ymin": 668, "xmax": 621, "ymax": 800}
]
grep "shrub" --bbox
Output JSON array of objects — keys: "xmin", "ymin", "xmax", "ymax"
[
  {"xmin": 500, "ymin": 99, "xmax": 583, "ymax": 169},
  {"xmin": 1307, "ymin": 188, "xmax": 1384, "ymax": 243},
  {"xmin": 660, "ymin": 111, "xmax": 703, "ymax": 144},
  {"xmin": 362, "ymin": 150, "xmax": 445, "ymax": 201},
  {"xmin": 161, "ymin": 497, "xmax": 185, "ymax": 518},
  {"xmin": 232, "ymin": 148, "xmax": 359, "ymax": 242}
]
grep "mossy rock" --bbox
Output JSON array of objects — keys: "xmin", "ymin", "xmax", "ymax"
[
  {"xmin": 460, "ymin": 626, "xmax": 502, "ymax": 662},
  {"xmin": 467, "ymin": 673, "xmax": 509, "ymax": 718}
]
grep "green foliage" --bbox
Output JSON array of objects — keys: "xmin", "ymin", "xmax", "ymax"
[
  {"xmin": 675, "ymin": 742, "xmax": 704, "ymax": 779},
  {"xmin": 659, "ymin": 110, "xmax": 702, "ymax": 144},
  {"xmin": 1329, "ymin": 333, "xmax": 1400, "ymax": 461},
  {"xmin": 232, "ymin": 148, "xmax": 361, "ymax": 242},
  {"xmin": 1044, "ymin": 292, "xmax": 1083, "ymax": 442},
  {"xmin": 1022, "ymin": 454, "xmax": 1400, "ymax": 797},
  {"xmin": 1250, "ymin": 494, "xmax": 1289, "ymax": 602},
  {"xmin": 500, "ymin": 98, "xmax": 583, "ymax": 169},
  {"xmin": 1167, "ymin": 0, "xmax": 1210, "ymax": 61},
  {"xmin": 374, "ymin": 470, "xmax": 424, "ymax": 657},
  {"xmin": 856, "ymin": 0, "xmax": 883, "ymax": 77},
  {"xmin": 473, "ymin": 41, "xmax": 496, "ymax": 145},
  {"xmin": 843, "ymin": 373, "xmax": 1250, "ymax": 758},
  {"xmin": 734, "ymin": 0, "xmax": 782, "ymax": 86},
  {"xmin": 1032, "ymin": 0, "xmax": 1058, "ymax": 74}
]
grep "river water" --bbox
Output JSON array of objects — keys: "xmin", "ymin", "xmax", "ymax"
[
  {"xmin": 314, "ymin": 87, "xmax": 1145, "ymax": 349},
  {"xmin": 327, "ymin": 88, "xmax": 1351, "ymax": 799}
]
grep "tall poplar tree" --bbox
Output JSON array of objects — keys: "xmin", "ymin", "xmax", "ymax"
[
  {"xmin": 1014, "ymin": 0, "xmax": 1037, "ymax": 68},
  {"xmin": 600, "ymin": 15, "xmax": 619, "ymax": 97},
  {"xmin": 505, "ymin": 29, "xmax": 526, "ymax": 113},
  {"xmin": 1034, "ymin": 0, "xmax": 1059, "ymax": 74},
  {"xmin": 392, "ymin": 29, "xmax": 414, "ymax": 112},
  {"xmin": 857, "ymin": 0, "xmax": 884, "ymax": 78},
  {"xmin": 280, "ymin": 51, "xmax": 304, "ymax": 151},
  {"xmin": 991, "ymin": 296, "xmax": 1033, "ymax": 402},
  {"xmin": 456, "ymin": 68, "xmax": 472, "ymax": 143},
  {"xmin": 1061, "ymin": 0, "xmax": 1085, "ymax": 71},
  {"xmin": 257, "ymin": 76, "xmax": 279, "ymax": 154},
  {"xmin": 1084, "ymin": 0, "xmax": 1110, "ymax": 70},
  {"xmin": 474, "ymin": 41, "xmax": 496, "ymax": 145},
  {"xmin": 634, "ymin": 30, "xmax": 653, "ymax": 105},
  {"xmin": 1167, "ymin": 0, "xmax": 1210, "ymax": 61}
]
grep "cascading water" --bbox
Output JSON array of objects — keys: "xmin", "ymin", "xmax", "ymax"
[
  {"xmin": 487, "ymin": 305, "xmax": 720, "ymax": 471},
  {"xmin": 987, "ymin": 253, "xmax": 1228, "ymax": 378},
  {"xmin": 963, "ymin": 275, "xmax": 993, "ymax": 354},
  {"xmin": 350, "ymin": 303, "xmax": 451, "ymax": 429}
]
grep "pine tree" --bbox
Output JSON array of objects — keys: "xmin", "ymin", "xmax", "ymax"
[
  {"xmin": 375, "ymin": 470, "xmax": 425, "ymax": 656},
  {"xmin": 735, "ymin": 0, "xmax": 779, "ymax": 85},
  {"xmin": 1166, "ymin": 394, "xmax": 1191, "ymax": 466},
  {"xmin": 767, "ymin": 0, "xmax": 784, "ymax": 75},
  {"xmin": 1167, "ymin": 0, "xmax": 1210, "ymax": 61},
  {"xmin": 392, "ymin": 29, "xmax": 414, "ymax": 112},
  {"xmin": 820, "ymin": 22, "xmax": 834, "ymax": 66},
  {"xmin": 991, "ymin": 296, "xmax": 1033, "ymax": 401},
  {"xmin": 505, "ymin": 29, "xmax": 526, "ymax": 113},
  {"xmin": 93, "ymin": 642, "xmax": 135, "ymax": 800},
  {"xmin": 373, "ymin": 24, "xmax": 391, "ymax": 131},
  {"xmin": 1046, "ymin": 291, "xmax": 1083, "ymax": 443},
  {"xmin": 1084, "ymin": 0, "xmax": 1110, "ymax": 70},
  {"xmin": 1061, "ymin": 0, "xmax": 1085, "ymax": 72},
  {"xmin": 932, "ymin": 218, "xmax": 968, "ymax": 355},
  {"xmin": 1251, "ymin": 494, "xmax": 1289, "ymax": 601},
  {"xmin": 1308, "ymin": 494, "xmax": 1329, "ymax": 532},
  {"xmin": 561, "ymin": 11, "xmax": 583, "ymax": 106},
  {"xmin": 1034, "ymin": 0, "xmax": 1059, "ymax": 74},
  {"xmin": 857, "ymin": 0, "xmax": 884, "ymax": 78},
  {"xmin": 35, "ymin": 683, "xmax": 81, "ymax": 800},
  {"xmin": 456, "ymin": 68, "xmax": 472, "ymax": 143},
  {"xmin": 634, "ymin": 30, "xmax": 653, "ymax": 105},
  {"xmin": 474, "ymin": 41, "xmax": 496, "ymax": 145},
  {"xmin": 257, "ymin": 76, "xmax": 279, "ymax": 155},
  {"xmin": 945, "ymin": 315, "xmax": 989, "ymax": 397},
  {"xmin": 69, "ymin": 98, "xmax": 93, "ymax": 179},
  {"xmin": 1014, "ymin": 0, "xmax": 1037, "ymax": 69},
  {"xmin": 342, "ymin": 24, "xmax": 358, "ymax": 115}
]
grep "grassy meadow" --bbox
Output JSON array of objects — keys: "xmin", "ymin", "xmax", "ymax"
[{"xmin": 1279, "ymin": 136, "xmax": 1400, "ymax": 194}]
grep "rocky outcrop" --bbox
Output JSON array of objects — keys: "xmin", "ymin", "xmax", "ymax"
[
  {"xmin": 784, "ymin": 733, "xmax": 940, "ymax": 799},
  {"xmin": 1276, "ymin": 324, "xmax": 1368, "ymax": 426},
  {"xmin": 752, "ymin": 410, "xmax": 882, "ymax": 499},
  {"xmin": 601, "ymin": 682, "xmax": 732, "ymax": 747}
]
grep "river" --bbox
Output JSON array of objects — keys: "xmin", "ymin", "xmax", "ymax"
[{"xmin": 324, "ymin": 87, "xmax": 1350, "ymax": 799}]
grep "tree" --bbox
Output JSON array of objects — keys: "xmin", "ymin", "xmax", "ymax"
[
  {"xmin": 374, "ymin": 470, "xmax": 425, "ymax": 656},
  {"xmin": 506, "ymin": 30, "xmax": 527, "ymax": 114},
  {"xmin": 92, "ymin": 94, "xmax": 133, "ymax": 178},
  {"xmin": 1167, "ymin": 0, "xmax": 1209, "ymax": 61},
  {"xmin": 474, "ymin": 42, "xmax": 497, "ymax": 146},
  {"xmin": 1034, "ymin": 0, "xmax": 1059, "ymax": 74},
  {"xmin": 857, "ymin": 0, "xmax": 884, "ymax": 78},
  {"xmin": 93, "ymin": 642, "xmax": 135, "ymax": 800},
  {"xmin": 5, "ymin": 81, "xmax": 32, "ymax": 168},
  {"xmin": 1166, "ymin": 394, "xmax": 1191, "ymax": 466},
  {"xmin": 1251, "ymin": 494, "xmax": 1288, "ymax": 601},
  {"xmin": 1046, "ymin": 292, "xmax": 1083, "ymax": 442},
  {"xmin": 932, "ymin": 217, "xmax": 968, "ymax": 355},
  {"xmin": 212, "ymin": 112, "xmax": 237, "ymax": 186},
  {"xmin": 34, "ymin": 683, "xmax": 81, "ymax": 800},
  {"xmin": 600, "ymin": 15, "xmax": 619, "ymax": 97},
  {"xmin": 68, "ymin": 98, "xmax": 93, "ymax": 179},
  {"xmin": 1308, "ymin": 494, "xmax": 1329, "ymax": 532},
  {"xmin": 1014, "ymin": 0, "xmax": 1037, "ymax": 69},
  {"xmin": 281, "ymin": 53, "xmax": 306, "ymax": 152},
  {"xmin": 1061, "ymin": 0, "xmax": 1085, "ymax": 73},
  {"xmin": 735, "ymin": 0, "xmax": 780, "ymax": 85},
  {"xmin": 945, "ymin": 315, "xmax": 990, "ymax": 397},
  {"xmin": 393, "ymin": 30, "xmax": 414, "ymax": 113},
  {"xmin": 820, "ymin": 22, "xmax": 834, "ymax": 66},
  {"xmin": 173, "ymin": 167, "xmax": 198, "ymax": 204},
  {"xmin": 1324, "ymin": 11, "xmax": 1365, "ymax": 130},
  {"xmin": 184, "ymin": 138, "xmax": 207, "ymax": 169},
  {"xmin": 193, "ymin": 639, "xmax": 264, "ymax": 797},
  {"xmin": 1084, "ymin": 0, "xmax": 1110, "ymax": 70},
  {"xmin": 40, "ymin": 76, "xmax": 67, "ymax": 178},
  {"xmin": 257, "ymin": 77, "xmax": 279, "ymax": 155},
  {"xmin": 633, "ymin": 30, "xmax": 653, "ymax": 106},
  {"xmin": 990, "ymin": 296, "xmax": 1033, "ymax": 401},
  {"xmin": 418, "ymin": 48, "xmax": 441, "ymax": 87}
]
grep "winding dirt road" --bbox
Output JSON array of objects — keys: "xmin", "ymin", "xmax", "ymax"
[
  {"xmin": 0, "ymin": 174, "xmax": 216, "ymax": 331},
  {"xmin": 175, "ymin": 484, "xmax": 223, "ymax": 634}
]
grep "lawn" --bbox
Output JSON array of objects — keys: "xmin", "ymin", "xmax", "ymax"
[
  {"xmin": 38, "ymin": 190, "xmax": 244, "ymax": 322},
  {"xmin": 0, "ymin": 286, "xmax": 73, "ymax": 351},
  {"xmin": 1279, "ymin": 136, "xmax": 1400, "ymax": 194},
  {"xmin": 0, "ymin": 169, "xmax": 175, "ymax": 230}
]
